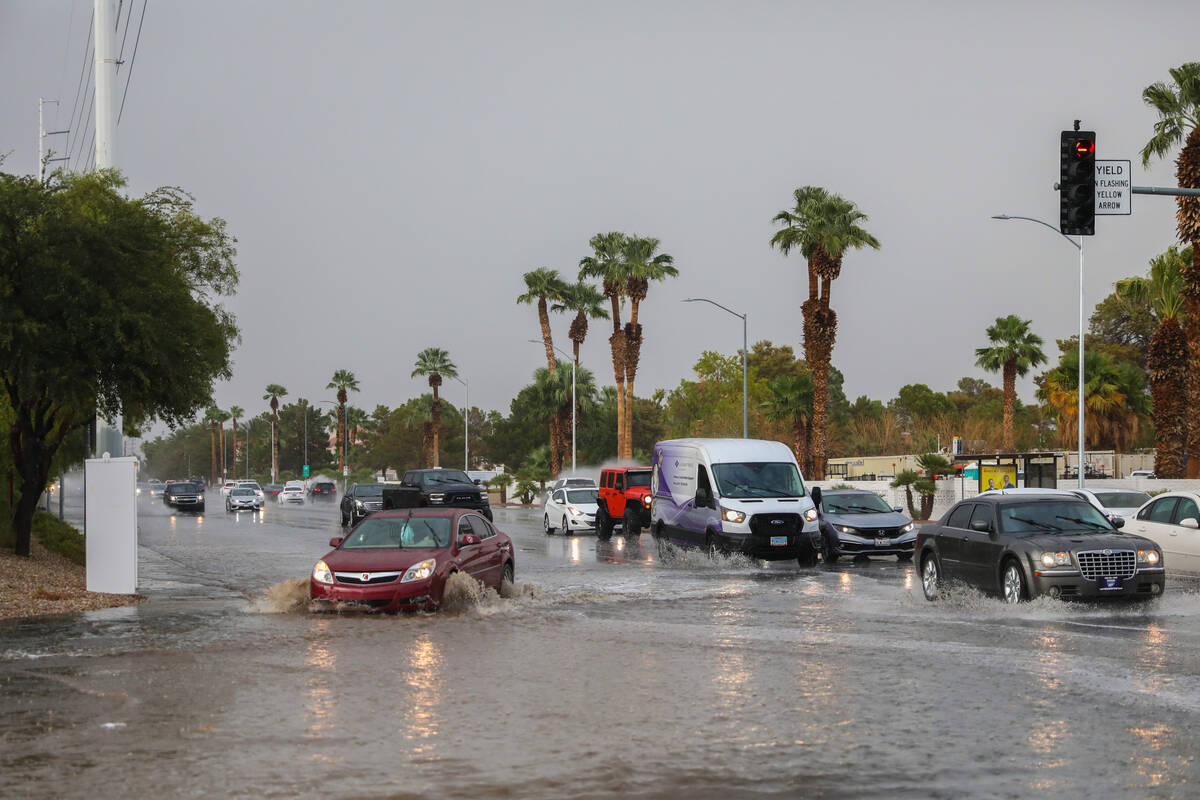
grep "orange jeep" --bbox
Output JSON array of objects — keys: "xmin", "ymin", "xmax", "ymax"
[{"xmin": 596, "ymin": 466, "xmax": 652, "ymax": 539}]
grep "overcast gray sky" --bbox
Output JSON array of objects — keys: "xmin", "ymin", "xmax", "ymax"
[{"xmin": 3, "ymin": 1, "xmax": 1197, "ymax": 424}]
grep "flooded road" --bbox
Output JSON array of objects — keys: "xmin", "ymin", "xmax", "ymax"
[{"xmin": 4, "ymin": 496, "xmax": 1200, "ymax": 798}]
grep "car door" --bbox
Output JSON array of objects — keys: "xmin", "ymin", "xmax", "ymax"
[
  {"xmin": 936, "ymin": 503, "xmax": 974, "ymax": 578},
  {"xmin": 1125, "ymin": 496, "xmax": 1179, "ymax": 559},
  {"xmin": 467, "ymin": 514, "xmax": 505, "ymax": 587},
  {"xmin": 960, "ymin": 504, "xmax": 1004, "ymax": 590},
  {"xmin": 1167, "ymin": 496, "xmax": 1200, "ymax": 574},
  {"xmin": 454, "ymin": 514, "xmax": 490, "ymax": 582},
  {"xmin": 548, "ymin": 490, "xmax": 566, "ymax": 523}
]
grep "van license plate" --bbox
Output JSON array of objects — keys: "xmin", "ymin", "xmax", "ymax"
[{"xmin": 769, "ymin": 536, "xmax": 787, "ymax": 546}]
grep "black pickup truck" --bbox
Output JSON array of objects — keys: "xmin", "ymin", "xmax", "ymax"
[{"xmin": 382, "ymin": 468, "xmax": 492, "ymax": 520}]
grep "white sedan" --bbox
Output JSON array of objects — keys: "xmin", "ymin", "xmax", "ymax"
[
  {"xmin": 237, "ymin": 480, "xmax": 266, "ymax": 504},
  {"xmin": 1070, "ymin": 488, "xmax": 1152, "ymax": 521},
  {"xmin": 543, "ymin": 487, "xmax": 599, "ymax": 535},
  {"xmin": 279, "ymin": 481, "xmax": 305, "ymax": 504},
  {"xmin": 1123, "ymin": 490, "xmax": 1200, "ymax": 574}
]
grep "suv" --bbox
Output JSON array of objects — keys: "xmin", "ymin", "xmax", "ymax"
[
  {"xmin": 596, "ymin": 466, "xmax": 652, "ymax": 539},
  {"xmin": 309, "ymin": 480, "xmax": 338, "ymax": 500},
  {"xmin": 340, "ymin": 482, "xmax": 386, "ymax": 526},
  {"xmin": 163, "ymin": 481, "xmax": 205, "ymax": 512},
  {"xmin": 398, "ymin": 469, "xmax": 492, "ymax": 520}
]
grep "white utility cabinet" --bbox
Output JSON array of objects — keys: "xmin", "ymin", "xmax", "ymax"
[{"xmin": 85, "ymin": 454, "xmax": 138, "ymax": 594}]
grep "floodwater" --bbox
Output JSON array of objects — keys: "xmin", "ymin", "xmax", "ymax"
[{"xmin": 4, "ymin": 494, "xmax": 1200, "ymax": 798}]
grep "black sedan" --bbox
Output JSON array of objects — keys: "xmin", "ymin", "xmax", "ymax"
[
  {"xmin": 918, "ymin": 493, "xmax": 1165, "ymax": 603},
  {"xmin": 814, "ymin": 488, "xmax": 915, "ymax": 562}
]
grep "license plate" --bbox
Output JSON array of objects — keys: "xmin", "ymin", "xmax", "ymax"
[
  {"xmin": 770, "ymin": 536, "xmax": 787, "ymax": 546},
  {"xmin": 875, "ymin": 538, "xmax": 890, "ymax": 547},
  {"xmin": 1100, "ymin": 576, "xmax": 1122, "ymax": 590}
]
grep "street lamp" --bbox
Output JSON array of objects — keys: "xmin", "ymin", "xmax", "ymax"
[
  {"xmin": 683, "ymin": 298, "xmax": 748, "ymax": 438},
  {"xmin": 528, "ymin": 340, "xmax": 576, "ymax": 475},
  {"xmin": 992, "ymin": 214, "xmax": 1085, "ymax": 488},
  {"xmin": 452, "ymin": 374, "xmax": 469, "ymax": 472}
]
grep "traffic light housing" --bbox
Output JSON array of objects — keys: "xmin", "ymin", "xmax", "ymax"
[{"xmin": 1060, "ymin": 130, "xmax": 1096, "ymax": 235}]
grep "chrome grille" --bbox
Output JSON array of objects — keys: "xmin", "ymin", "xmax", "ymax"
[{"xmin": 1076, "ymin": 550, "xmax": 1136, "ymax": 580}]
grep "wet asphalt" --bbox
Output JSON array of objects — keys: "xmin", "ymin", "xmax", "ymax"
[{"xmin": 4, "ymin": 494, "xmax": 1200, "ymax": 798}]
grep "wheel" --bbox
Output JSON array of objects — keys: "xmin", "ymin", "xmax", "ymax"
[
  {"xmin": 226, "ymin": 501, "xmax": 232, "ymax": 512},
  {"xmin": 705, "ymin": 531, "xmax": 720, "ymax": 559},
  {"xmin": 544, "ymin": 514, "xmax": 555, "ymax": 535},
  {"xmin": 823, "ymin": 534, "xmax": 840, "ymax": 564},
  {"xmin": 921, "ymin": 552, "xmax": 942, "ymax": 601},
  {"xmin": 502, "ymin": 561, "xmax": 514, "ymax": 586},
  {"xmin": 596, "ymin": 506, "xmax": 612, "ymax": 540},
  {"xmin": 623, "ymin": 507, "xmax": 641, "ymax": 537},
  {"xmin": 562, "ymin": 515, "xmax": 572, "ymax": 536},
  {"xmin": 1002, "ymin": 560, "xmax": 1026, "ymax": 604},
  {"xmin": 797, "ymin": 543, "xmax": 818, "ymax": 567}
]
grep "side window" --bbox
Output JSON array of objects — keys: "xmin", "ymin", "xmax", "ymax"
[
  {"xmin": 615, "ymin": 473, "xmax": 624, "ymax": 491},
  {"xmin": 553, "ymin": 490, "xmax": 565, "ymax": 504},
  {"xmin": 1173, "ymin": 498, "xmax": 1199, "ymax": 524},
  {"xmin": 601, "ymin": 472, "xmax": 610, "ymax": 489},
  {"xmin": 946, "ymin": 504, "xmax": 973, "ymax": 529},
  {"xmin": 468, "ymin": 515, "xmax": 495, "ymax": 539},
  {"xmin": 967, "ymin": 505, "xmax": 992, "ymax": 531},
  {"xmin": 1147, "ymin": 498, "xmax": 1179, "ymax": 523},
  {"xmin": 697, "ymin": 466, "xmax": 713, "ymax": 498},
  {"xmin": 457, "ymin": 516, "xmax": 473, "ymax": 538},
  {"xmin": 402, "ymin": 472, "xmax": 414, "ymax": 486}
]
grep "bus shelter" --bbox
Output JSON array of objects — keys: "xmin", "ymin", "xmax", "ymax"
[{"xmin": 953, "ymin": 452, "xmax": 1060, "ymax": 493}]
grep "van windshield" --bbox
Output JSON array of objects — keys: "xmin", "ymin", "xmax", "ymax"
[{"xmin": 712, "ymin": 462, "xmax": 805, "ymax": 499}]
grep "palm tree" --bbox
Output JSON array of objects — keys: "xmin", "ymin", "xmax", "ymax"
[
  {"xmin": 551, "ymin": 281, "xmax": 609, "ymax": 365},
  {"xmin": 1037, "ymin": 351, "xmax": 1148, "ymax": 451},
  {"xmin": 204, "ymin": 406, "xmax": 224, "ymax": 485},
  {"xmin": 1141, "ymin": 62, "xmax": 1200, "ymax": 475},
  {"xmin": 579, "ymin": 232, "xmax": 630, "ymax": 458},
  {"xmin": 228, "ymin": 405, "xmax": 244, "ymax": 478},
  {"xmin": 761, "ymin": 373, "xmax": 815, "ymax": 474},
  {"xmin": 518, "ymin": 268, "xmax": 568, "ymax": 372},
  {"xmin": 263, "ymin": 384, "xmax": 287, "ymax": 482},
  {"xmin": 1116, "ymin": 246, "xmax": 1191, "ymax": 477},
  {"xmin": 326, "ymin": 369, "xmax": 360, "ymax": 475},
  {"xmin": 619, "ymin": 235, "xmax": 677, "ymax": 459},
  {"xmin": 974, "ymin": 316, "xmax": 1047, "ymax": 452},
  {"xmin": 771, "ymin": 187, "xmax": 880, "ymax": 479},
  {"xmin": 412, "ymin": 348, "xmax": 457, "ymax": 467},
  {"xmin": 530, "ymin": 360, "xmax": 597, "ymax": 475}
]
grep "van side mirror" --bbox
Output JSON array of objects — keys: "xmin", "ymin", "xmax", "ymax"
[
  {"xmin": 696, "ymin": 487, "xmax": 713, "ymax": 509},
  {"xmin": 329, "ymin": 537, "xmax": 343, "ymax": 548},
  {"xmin": 810, "ymin": 486, "xmax": 822, "ymax": 509}
]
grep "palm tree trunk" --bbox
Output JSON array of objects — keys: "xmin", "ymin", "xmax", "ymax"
[
  {"xmin": 432, "ymin": 386, "xmax": 441, "ymax": 468},
  {"xmin": 210, "ymin": 423, "xmax": 218, "ymax": 485},
  {"xmin": 1002, "ymin": 360, "xmax": 1016, "ymax": 451},
  {"xmin": 337, "ymin": 405, "xmax": 345, "ymax": 473},
  {"xmin": 802, "ymin": 299, "xmax": 836, "ymax": 480},
  {"xmin": 1186, "ymin": 295, "xmax": 1200, "ymax": 478},
  {"xmin": 1150, "ymin": 317, "xmax": 1188, "ymax": 478},
  {"xmin": 610, "ymin": 329, "xmax": 626, "ymax": 460},
  {"xmin": 539, "ymin": 298, "xmax": 556, "ymax": 373},
  {"xmin": 230, "ymin": 421, "xmax": 239, "ymax": 478},
  {"xmin": 271, "ymin": 414, "xmax": 278, "ymax": 483}
]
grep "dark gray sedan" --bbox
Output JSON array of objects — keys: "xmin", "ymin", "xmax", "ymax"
[
  {"xmin": 918, "ymin": 493, "xmax": 1165, "ymax": 603},
  {"xmin": 814, "ymin": 488, "xmax": 915, "ymax": 562}
]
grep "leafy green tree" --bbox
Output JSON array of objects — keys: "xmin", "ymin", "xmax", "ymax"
[
  {"xmin": 263, "ymin": 384, "xmax": 288, "ymax": 482},
  {"xmin": 0, "ymin": 170, "xmax": 238, "ymax": 555},
  {"xmin": 890, "ymin": 470, "xmax": 921, "ymax": 519},
  {"xmin": 770, "ymin": 186, "xmax": 880, "ymax": 478},
  {"xmin": 761, "ymin": 373, "xmax": 815, "ymax": 474},
  {"xmin": 974, "ymin": 315, "xmax": 1047, "ymax": 451},
  {"xmin": 326, "ymin": 369, "xmax": 360, "ymax": 474},
  {"xmin": 915, "ymin": 453, "xmax": 953, "ymax": 520},
  {"xmin": 1036, "ymin": 347, "xmax": 1149, "ymax": 451},
  {"xmin": 1141, "ymin": 62, "xmax": 1200, "ymax": 475},
  {"xmin": 412, "ymin": 348, "xmax": 457, "ymax": 467},
  {"xmin": 1116, "ymin": 245, "xmax": 1191, "ymax": 476},
  {"xmin": 890, "ymin": 384, "xmax": 956, "ymax": 424}
]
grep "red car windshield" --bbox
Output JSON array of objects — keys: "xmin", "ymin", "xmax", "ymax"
[{"xmin": 341, "ymin": 516, "xmax": 452, "ymax": 549}]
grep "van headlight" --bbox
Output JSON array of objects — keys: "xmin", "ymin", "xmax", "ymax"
[
  {"xmin": 312, "ymin": 560, "xmax": 333, "ymax": 584},
  {"xmin": 643, "ymin": 495, "xmax": 652, "ymax": 507},
  {"xmin": 720, "ymin": 506, "xmax": 746, "ymax": 523},
  {"xmin": 1137, "ymin": 549, "xmax": 1161, "ymax": 566},
  {"xmin": 804, "ymin": 508, "xmax": 818, "ymax": 523}
]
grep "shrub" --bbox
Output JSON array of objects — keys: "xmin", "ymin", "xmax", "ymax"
[{"xmin": 32, "ymin": 511, "xmax": 85, "ymax": 565}]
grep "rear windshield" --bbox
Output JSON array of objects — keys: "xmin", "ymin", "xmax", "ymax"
[
  {"xmin": 625, "ymin": 471, "xmax": 651, "ymax": 488},
  {"xmin": 998, "ymin": 501, "xmax": 1115, "ymax": 534},
  {"xmin": 353, "ymin": 485, "xmax": 384, "ymax": 497},
  {"xmin": 1095, "ymin": 492, "xmax": 1151, "ymax": 508},
  {"xmin": 824, "ymin": 493, "xmax": 891, "ymax": 514},
  {"xmin": 238, "ymin": 483, "xmax": 261, "ymax": 489},
  {"xmin": 712, "ymin": 462, "xmax": 804, "ymax": 499},
  {"xmin": 566, "ymin": 489, "xmax": 598, "ymax": 504},
  {"xmin": 341, "ymin": 516, "xmax": 452, "ymax": 549}
]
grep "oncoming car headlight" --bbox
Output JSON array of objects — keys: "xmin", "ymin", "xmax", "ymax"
[
  {"xmin": 401, "ymin": 559, "xmax": 437, "ymax": 582},
  {"xmin": 720, "ymin": 506, "xmax": 746, "ymax": 524},
  {"xmin": 643, "ymin": 495, "xmax": 652, "ymax": 507},
  {"xmin": 312, "ymin": 560, "xmax": 333, "ymax": 584},
  {"xmin": 901, "ymin": 522, "xmax": 915, "ymax": 533},
  {"xmin": 568, "ymin": 506, "xmax": 583, "ymax": 516},
  {"xmin": 1040, "ymin": 551, "xmax": 1071, "ymax": 568},
  {"xmin": 837, "ymin": 525, "xmax": 857, "ymax": 534},
  {"xmin": 804, "ymin": 508, "xmax": 818, "ymax": 523},
  {"xmin": 1137, "ymin": 549, "xmax": 1161, "ymax": 566}
]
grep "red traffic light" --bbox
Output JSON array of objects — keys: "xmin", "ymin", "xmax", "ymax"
[{"xmin": 1074, "ymin": 139, "xmax": 1095, "ymax": 157}]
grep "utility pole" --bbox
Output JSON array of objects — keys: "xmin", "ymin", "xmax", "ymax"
[
  {"xmin": 38, "ymin": 98, "xmax": 69, "ymax": 183},
  {"xmin": 92, "ymin": 0, "xmax": 122, "ymax": 458}
]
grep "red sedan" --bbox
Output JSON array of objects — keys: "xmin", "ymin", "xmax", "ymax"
[{"xmin": 310, "ymin": 508, "xmax": 514, "ymax": 611}]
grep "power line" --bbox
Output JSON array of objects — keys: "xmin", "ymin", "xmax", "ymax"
[
  {"xmin": 65, "ymin": 11, "xmax": 94, "ymax": 161},
  {"xmin": 118, "ymin": 0, "xmax": 148, "ymax": 125},
  {"xmin": 71, "ymin": 87, "xmax": 95, "ymax": 171},
  {"xmin": 56, "ymin": 0, "xmax": 78, "ymax": 129},
  {"xmin": 117, "ymin": 0, "xmax": 135, "ymax": 66}
]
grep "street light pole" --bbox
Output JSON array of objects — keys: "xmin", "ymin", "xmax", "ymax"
[
  {"xmin": 528, "ymin": 341, "xmax": 577, "ymax": 475},
  {"xmin": 683, "ymin": 298, "xmax": 748, "ymax": 438},
  {"xmin": 452, "ymin": 375, "xmax": 469, "ymax": 472},
  {"xmin": 992, "ymin": 214, "xmax": 1085, "ymax": 488}
]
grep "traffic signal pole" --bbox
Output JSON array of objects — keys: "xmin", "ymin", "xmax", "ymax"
[{"xmin": 1077, "ymin": 236, "xmax": 1085, "ymax": 489}]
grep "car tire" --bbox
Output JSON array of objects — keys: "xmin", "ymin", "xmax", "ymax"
[
  {"xmin": 341, "ymin": 510, "xmax": 350, "ymax": 526},
  {"xmin": 706, "ymin": 530, "xmax": 720, "ymax": 559},
  {"xmin": 623, "ymin": 507, "xmax": 641, "ymax": 537},
  {"xmin": 544, "ymin": 514, "xmax": 555, "ymax": 535},
  {"xmin": 797, "ymin": 543, "xmax": 818, "ymax": 567},
  {"xmin": 823, "ymin": 534, "xmax": 840, "ymax": 564},
  {"xmin": 502, "ymin": 561, "xmax": 514, "ymax": 587},
  {"xmin": 596, "ymin": 506, "xmax": 612, "ymax": 540},
  {"xmin": 562, "ymin": 515, "xmax": 572, "ymax": 536},
  {"xmin": 226, "ymin": 501, "xmax": 232, "ymax": 512},
  {"xmin": 1002, "ymin": 559, "xmax": 1027, "ymax": 604},
  {"xmin": 921, "ymin": 552, "xmax": 942, "ymax": 601}
]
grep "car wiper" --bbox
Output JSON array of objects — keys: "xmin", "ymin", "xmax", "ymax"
[
  {"xmin": 1007, "ymin": 515, "xmax": 1061, "ymax": 531},
  {"xmin": 745, "ymin": 485, "xmax": 791, "ymax": 497},
  {"xmin": 1055, "ymin": 515, "xmax": 1110, "ymax": 531}
]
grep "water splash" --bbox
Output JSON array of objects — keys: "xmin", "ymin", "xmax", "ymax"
[{"xmin": 251, "ymin": 578, "xmax": 311, "ymax": 613}]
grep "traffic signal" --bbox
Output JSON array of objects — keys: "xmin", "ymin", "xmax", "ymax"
[{"xmin": 1060, "ymin": 130, "xmax": 1096, "ymax": 235}]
